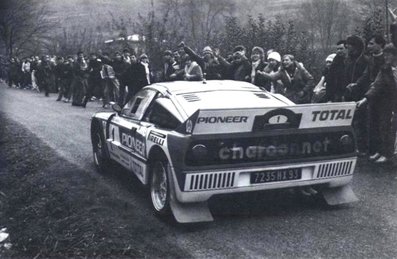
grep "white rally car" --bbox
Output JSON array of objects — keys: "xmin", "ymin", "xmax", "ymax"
[{"xmin": 90, "ymin": 80, "xmax": 358, "ymax": 223}]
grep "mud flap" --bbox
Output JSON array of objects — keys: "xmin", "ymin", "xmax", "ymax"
[
  {"xmin": 321, "ymin": 185, "xmax": 358, "ymax": 206},
  {"xmin": 170, "ymin": 198, "xmax": 214, "ymax": 223},
  {"xmin": 168, "ymin": 168, "xmax": 213, "ymax": 223}
]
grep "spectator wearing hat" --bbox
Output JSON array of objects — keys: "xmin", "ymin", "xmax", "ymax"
[
  {"xmin": 357, "ymin": 44, "xmax": 397, "ymax": 164},
  {"xmin": 250, "ymin": 46, "xmax": 267, "ymax": 87},
  {"xmin": 215, "ymin": 45, "xmax": 251, "ymax": 81},
  {"xmin": 180, "ymin": 42, "xmax": 222, "ymax": 80},
  {"xmin": 312, "ymin": 53, "xmax": 336, "ymax": 103},
  {"xmin": 260, "ymin": 51, "xmax": 282, "ymax": 93}
]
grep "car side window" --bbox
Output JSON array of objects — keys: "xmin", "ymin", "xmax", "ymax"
[
  {"xmin": 121, "ymin": 89, "xmax": 156, "ymax": 120},
  {"xmin": 145, "ymin": 99, "xmax": 181, "ymax": 130}
]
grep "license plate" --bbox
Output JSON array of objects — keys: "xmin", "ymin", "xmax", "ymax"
[{"xmin": 250, "ymin": 168, "xmax": 302, "ymax": 184}]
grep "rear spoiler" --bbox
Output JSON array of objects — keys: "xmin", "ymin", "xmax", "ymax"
[{"xmin": 176, "ymin": 102, "xmax": 356, "ymax": 135}]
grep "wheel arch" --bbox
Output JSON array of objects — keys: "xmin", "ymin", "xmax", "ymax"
[
  {"xmin": 90, "ymin": 118, "xmax": 102, "ymax": 143},
  {"xmin": 147, "ymin": 145, "xmax": 170, "ymax": 184},
  {"xmin": 90, "ymin": 117, "xmax": 110, "ymax": 159}
]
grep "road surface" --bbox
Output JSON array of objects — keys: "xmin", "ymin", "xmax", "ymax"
[{"xmin": 0, "ymin": 83, "xmax": 396, "ymax": 258}]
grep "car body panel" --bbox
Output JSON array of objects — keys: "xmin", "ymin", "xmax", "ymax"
[{"xmin": 90, "ymin": 80, "xmax": 359, "ymax": 222}]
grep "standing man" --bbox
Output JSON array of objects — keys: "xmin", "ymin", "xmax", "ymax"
[
  {"xmin": 180, "ymin": 42, "xmax": 222, "ymax": 80},
  {"xmin": 84, "ymin": 53, "xmax": 103, "ymax": 104},
  {"xmin": 55, "ymin": 56, "xmax": 65, "ymax": 101},
  {"xmin": 215, "ymin": 45, "xmax": 251, "ymax": 81},
  {"xmin": 37, "ymin": 55, "xmax": 53, "ymax": 97},
  {"xmin": 351, "ymin": 35, "xmax": 386, "ymax": 160},
  {"xmin": 72, "ymin": 51, "xmax": 89, "ymax": 107},
  {"xmin": 124, "ymin": 54, "xmax": 148, "ymax": 103},
  {"xmin": 357, "ymin": 44, "xmax": 397, "ymax": 164},
  {"xmin": 162, "ymin": 50, "xmax": 176, "ymax": 82},
  {"xmin": 325, "ymin": 40, "xmax": 347, "ymax": 102},
  {"xmin": 119, "ymin": 49, "xmax": 132, "ymax": 105}
]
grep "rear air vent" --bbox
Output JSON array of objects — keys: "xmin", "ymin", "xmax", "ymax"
[
  {"xmin": 254, "ymin": 93, "xmax": 269, "ymax": 99},
  {"xmin": 316, "ymin": 161, "xmax": 354, "ymax": 178},
  {"xmin": 183, "ymin": 94, "xmax": 201, "ymax": 102},
  {"xmin": 184, "ymin": 172, "xmax": 236, "ymax": 191}
]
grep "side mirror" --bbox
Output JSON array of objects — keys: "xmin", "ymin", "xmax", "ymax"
[{"xmin": 111, "ymin": 102, "xmax": 122, "ymax": 113}]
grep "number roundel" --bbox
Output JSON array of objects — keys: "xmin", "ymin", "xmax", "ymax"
[{"xmin": 268, "ymin": 114, "xmax": 288, "ymax": 124}]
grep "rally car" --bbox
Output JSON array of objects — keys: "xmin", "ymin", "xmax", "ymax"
[{"xmin": 90, "ymin": 80, "xmax": 358, "ymax": 223}]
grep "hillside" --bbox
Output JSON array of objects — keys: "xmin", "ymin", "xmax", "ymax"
[{"xmin": 46, "ymin": 0, "xmax": 305, "ymax": 30}]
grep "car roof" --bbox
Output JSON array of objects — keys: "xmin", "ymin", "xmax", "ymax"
[
  {"xmin": 147, "ymin": 80, "xmax": 293, "ymax": 118},
  {"xmin": 152, "ymin": 80, "xmax": 259, "ymax": 94}
]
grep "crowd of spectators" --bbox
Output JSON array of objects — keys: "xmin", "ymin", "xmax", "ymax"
[{"xmin": 1, "ymin": 34, "xmax": 397, "ymax": 164}]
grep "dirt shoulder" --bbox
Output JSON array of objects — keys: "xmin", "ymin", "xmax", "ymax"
[{"xmin": 0, "ymin": 112, "xmax": 189, "ymax": 258}]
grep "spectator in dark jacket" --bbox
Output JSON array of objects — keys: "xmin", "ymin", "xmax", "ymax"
[
  {"xmin": 124, "ymin": 54, "xmax": 148, "ymax": 104},
  {"xmin": 8, "ymin": 57, "xmax": 19, "ymax": 87},
  {"xmin": 181, "ymin": 42, "xmax": 222, "ymax": 80},
  {"xmin": 343, "ymin": 35, "xmax": 369, "ymax": 155},
  {"xmin": 357, "ymin": 44, "xmax": 397, "ymax": 163},
  {"xmin": 250, "ymin": 46, "xmax": 267, "ymax": 87},
  {"xmin": 325, "ymin": 40, "xmax": 347, "ymax": 102},
  {"xmin": 71, "ymin": 51, "xmax": 89, "ymax": 107},
  {"xmin": 216, "ymin": 45, "xmax": 251, "ymax": 81},
  {"xmin": 112, "ymin": 52, "xmax": 129, "ymax": 105},
  {"xmin": 162, "ymin": 50, "xmax": 176, "ymax": 82},
  {"xmin": 36, "ymin": 55, "xmax": 53, "ymax": 97},
  {"xmin": 355, "ymin": 35, "xmax": 386, "ymax": 158},
  {"xmin": 342, "ymin": 35, "xmax": 369, "ymax": 101}
]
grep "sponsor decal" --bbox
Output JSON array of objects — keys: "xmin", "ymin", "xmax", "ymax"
[
  {"xmin": 148, "ymin": 131, "xmax": 166, "ymax": 146},
  {"xmin": 131, "ymin": 159, "xmax": 143, "ymax": 177},
  {"xmin": 121, "ymin": 132, "xmax": 146, "ymax": 157},
  {"xmin": 311, "ymin": 109, "xmax": 353, "ymax": 122},
  {"xmin": 219, "ymin": 138, "xmax": 331, "ymax": 160},
  {"xmin": 186, "ymin": 119, "xmax": 193, "ymax": 133},
  {"xmin": 196, "ymin": 116, "xmax": 248, "ymax": 124}
]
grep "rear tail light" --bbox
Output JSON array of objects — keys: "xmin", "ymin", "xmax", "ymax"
[{"xmin": 191, "ymin": 144, "xmax": 208, "ymax": 161}]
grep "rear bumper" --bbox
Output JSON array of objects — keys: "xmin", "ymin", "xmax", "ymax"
[{"xmin": 171, "ymin": 157, "xmax": 357, "ymax": 203}]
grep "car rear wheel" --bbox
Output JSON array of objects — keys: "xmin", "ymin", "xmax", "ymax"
[
  {"xmin": 150, "ymin": 159, "xmax": 171, "ymax": 216},
  {"xmin": 92, "ymin": 128, "xmax": 111, "ymax": 173}
]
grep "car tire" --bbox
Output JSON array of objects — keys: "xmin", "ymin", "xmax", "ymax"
[
  {"xmin": 149, "ymin": 158, "xmax": 171, "ymax": 217},
  {"xmin": 92, "ymin": 127, "xmax": 112, "ymax": 174}
]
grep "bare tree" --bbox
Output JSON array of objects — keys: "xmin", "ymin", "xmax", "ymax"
[
  {"xmin": 0, "ymin": 0, "xmax": 55, "ymax": 57},
  {"xmin": 298, "ymin": 0, "xmax": 351, "ymax": 52}
]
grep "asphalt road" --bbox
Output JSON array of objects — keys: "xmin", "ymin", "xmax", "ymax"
[{"xmin": 1, "ymin": 82, "xmax": 397, "ymax": 258}]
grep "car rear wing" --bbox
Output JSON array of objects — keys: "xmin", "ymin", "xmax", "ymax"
[{"xmin": 176, "ymin": 102, "xmax": 356, "ymax": 135}]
